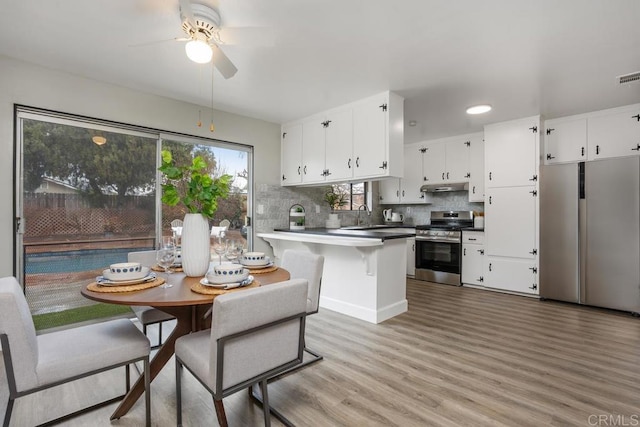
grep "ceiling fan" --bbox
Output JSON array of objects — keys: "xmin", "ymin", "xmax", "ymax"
[{"xmin": 178, "ymin": 0, "xmax": 238, "ymax": 79}]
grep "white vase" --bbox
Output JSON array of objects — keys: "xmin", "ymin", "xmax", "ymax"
[{"xmin": 180, "ymin": 213, "xmax": 211, "ymax": 277}]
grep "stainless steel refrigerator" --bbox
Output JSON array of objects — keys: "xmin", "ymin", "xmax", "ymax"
[{"xmin": 540, "ymin": 157, "xmax": 640, "ymax": 313}]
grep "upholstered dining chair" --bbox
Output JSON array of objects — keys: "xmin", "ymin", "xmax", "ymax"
[
  {"xmin": 280, "ymin": 249, "xmax": 325, "ymax": 367},
  {"xmin": 0, "ymin": 276, "xmax": 151, "ymax": 426},
  {"xmin": 128, "ymin": 250, "xmax": 175, "ymax": 348},
  {"xmin": 175, "ymin": 278, "xmax": 308, "ymax": 427}
]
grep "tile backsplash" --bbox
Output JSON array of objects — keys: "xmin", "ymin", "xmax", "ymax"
[{"xmin": 254, "ymin": 183, "xmax": 484, "ymax": 232}]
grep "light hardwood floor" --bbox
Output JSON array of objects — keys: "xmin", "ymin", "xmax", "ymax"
[{"xmin": 2, "ymin": 279, "xmax": 640, "ymax": 426}]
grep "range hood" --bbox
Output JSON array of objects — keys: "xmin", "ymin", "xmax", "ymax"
[{"xmin": 420, "ymin": 182, "xmax": 469, "ymax": 193}]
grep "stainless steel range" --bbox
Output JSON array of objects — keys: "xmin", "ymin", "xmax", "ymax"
[{"xmin": 415, "ymin": 211, "xmax": 474, "ymax": 286}]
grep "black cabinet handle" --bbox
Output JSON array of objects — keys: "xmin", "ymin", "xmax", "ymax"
[
  {"xmin": 464, "ymin": 248, "xmax": 466, "ymax": 256},
  {"xmin": 581, "ymin": 147, "xmax": 585, "ymax": 156},
  {"xmin": 489, "ymin": 172, "xmax": 492, "ymax": 181},
  {"xmin": 546, "ymin": 128, "xmax": 555, "ymax": 135},
  {"xmin": 446, "ymin": 172, "xmax": 449, "ymax": 179},
  {"xmin": 596, "ymin": 145, "xmax": 600, "ymax": 155},
  {"xmin": 478, "ymin": 249, "xmax": 484, "ymax": 255},
  {"xmin": 402, "ymin": 190, "xmax": 405, "ymax": 197},
  {"xmin": 489, "ymin": 196, "xmax": 492, "ymax": 204},
  {"xmin": 546, "ymin": 153, "xmax": 555, "ymax": 160},
  {"xmin": 442, "ymin": 172, "xmax": 445, "ymax": 180},
  {"xmin": 282, "ymin": 174, "xmax": 286, "ymax": 181},
  {"xmin": 468, "ymin": 238, "xmax": 477, "ymax": 241},
  {"xmin": 472, "ymin": 186, "xmax": 476, "ymax": 194},
  {"xmin": 488, "ymin": 263, "xmax": 492, "ymax": 272},
  {"xmin": 631, "ymin": 144, "xmax": 640, "ymax": 151},
  {"xmin": 632, "ymin": 114, "xmax": 640, "ymax": 121},
  {"xmin": 303, "ymin": 165, "xmax": 307, "ymax": 174},
  {"xmin": 297, "ymin": 166, "xmax": 301, "ymax": 175},
  {"xmin": 356, "ymin": 157, "xmax": 360, "ymax": 167},
  {"xmin": 348, "ymin": 158, "xmax": 351, "ymax": 169}
]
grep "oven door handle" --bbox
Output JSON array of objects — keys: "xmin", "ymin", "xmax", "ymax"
[{"xmin": 416, "ymin": 237, "xmax": 460, "ymax": 243}]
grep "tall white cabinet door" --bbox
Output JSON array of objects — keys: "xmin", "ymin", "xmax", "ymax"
[
  {"xmin": 281, "ymin": 123, "xmax": 303, "ymax": 185},
  {"xmin": 485, "ymin": 116, "xmax": 540, "ymax": 187},
  {"xmin": 588, "ymin": 107, "xmax": 640, "ymax": 160},
  {"xmin": 468, "ymin": 135, "xmax": 485, "ymax": 202},
  {"xmin": 544, "ymin": 118, "xmax": 587, "ymax": 164},
  {"xmin": 485, "ymin": 258, "xmax": 538, "ymax": 294},
  {"xmin": 324, "ymin": 109, "xmax": 354, "ymax": 180},
  {"xmin": 353, "ymin": 95, "xmax": 387, "ymax": 178},
  {"xmin": 485, "ymin": 186, "xmax": 537, "ymax": 259},
  {"xmin": 400, "ymin": 144, "xmax": 426, "ymax": 203},
  {"xmin": 423, "ymin": 142, "xmax": 446, "ymax": 184},
  {"xmin": 301, "ymin": 117, "xmax": 326, "ymax": 184},
  {"xmin": 445, "ymin": 140, "xmax": 470, "ymax": 182}
]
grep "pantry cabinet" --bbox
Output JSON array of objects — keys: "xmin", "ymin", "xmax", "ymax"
[
  {"xmin": 281, "ymin": 91, "xmax": 404, "ymax": 187},
  {"xmin": 485, "ymin": 116, "xmax": 540, "ymax": 188},
  {"xmin": 468, "ymin": 134, "xmax": 485, "ymax": 202}
]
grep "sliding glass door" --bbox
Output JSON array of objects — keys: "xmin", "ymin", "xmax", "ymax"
[{"xmin": 15, "ymin": 108, "xmax": 252, "ymax": 330}]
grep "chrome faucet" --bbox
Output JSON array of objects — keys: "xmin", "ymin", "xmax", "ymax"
[{"xmin": 356, "ymin": 205, "xmax": 371, "ymax": 226}]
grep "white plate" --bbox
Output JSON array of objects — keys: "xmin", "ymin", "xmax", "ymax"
[
  {"xmin": 96, "ymin": 272, "xmax": 157, "ymax": 286},
  {"xmin": 239, "ymin": 257, "xmax": 272, "ymax": 268},
  {"xmin": 243, "ymin": 261, "xmax": 274, "ymax": 270},
  {"xmin": 199, "ymin": 275, "xmax": 254, "ymax": 289},
  {"xmin": 102, "ymin": 267, "xmax": 150, "ymax": 282}
]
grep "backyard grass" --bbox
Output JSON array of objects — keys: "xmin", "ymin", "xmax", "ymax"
[{"xmin": 32, "ymin": 303, "xmax": 133, "ymax": 331}]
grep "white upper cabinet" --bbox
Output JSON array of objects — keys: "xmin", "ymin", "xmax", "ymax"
[
  {"xmin": 281, "ymin": 123, "xmax": 303, "ymax": 185},
  {"xmin": 588, "ymin": 104, "xmax": 640, "ymax": 161},
  {"xmin": 422, "ymin": 137, "xmax": 471, "ymax": 184},
  {"xmin": 301, "ymin": 116, "xmax": 327, "ymax": 184},
  {"xmin": 423, "ymin": 142, "xmax": 446, "ymax": 184},
  {"xmin": 544, "ymin": 117, "xmax": 587, "ymax": 164},
  {"xmin": 485, "ymin": 116, "xmax": 540, "ymax": 188},
  {"xmin": 468, "ymin": 135, "xmax": 485, "ymax": 202},
  {"xmin": 324, "ymin": 109, "xmax": 354, "ymax": 181},
  {"xmin": 353, "ymin": 92, "xmax": 404, "ymax": 179},
  {"xmin": 379, "ymin": 143, "xmax": 427, "ymax": 204},
  {"xmin": 281, "ymin": 91, "xmax": 404, "ymax": 186}
]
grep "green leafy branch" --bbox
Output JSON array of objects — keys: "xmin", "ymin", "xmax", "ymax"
[{"xmin": 158, "ymin": 150, "xmax": 232, "ymax": 219}]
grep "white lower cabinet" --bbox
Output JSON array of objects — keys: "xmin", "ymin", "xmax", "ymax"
[
  {"xmin": 461, "ymin": 231, "xmax": 484, "ymax": 286},
  {"xmin": 407, "ymin": 237, "xmax": 415, "ymax": 277},
  {"xmin": 485, "ymin": 257, "xmax": 538, "ymax": 294}
]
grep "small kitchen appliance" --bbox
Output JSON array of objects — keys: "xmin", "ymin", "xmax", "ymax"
[{"xmin": 415, "ymin": 210, "xmax": 474, "ymax": 286}]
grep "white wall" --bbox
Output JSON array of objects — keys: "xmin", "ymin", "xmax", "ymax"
[{"xmin": 0, "ymin": 55, "xmax": 281, "ymax": 276}]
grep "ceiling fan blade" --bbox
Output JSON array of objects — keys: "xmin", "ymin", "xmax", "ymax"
[
  {"xmin": 217, "ymin": 27, "xmax": 275, "ymax": 47},
  {"xmin": 211, "ymin": 44, "xmax": 238, "ymax": 79},
  {"xmin": 178, "ymin": 0, "xmax": 196, "ymax": 27},
  {"xmin": 128, "ymin": 37, "xmax": 189, "ymax": 48}
]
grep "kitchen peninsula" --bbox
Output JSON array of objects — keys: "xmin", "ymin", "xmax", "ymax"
[{"xmin": 257, "ymin": 228, "xmax": 413, "ymax": 324}]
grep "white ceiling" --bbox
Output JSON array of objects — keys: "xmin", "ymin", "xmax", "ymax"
[{"xmin": 1, "ymin": 0, "xmax": 639, "ymax": 143}]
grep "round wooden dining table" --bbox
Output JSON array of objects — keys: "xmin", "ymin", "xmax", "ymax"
[{"xmin": 81, "ymin": 267, "xmax": 290, "ymax": 420}]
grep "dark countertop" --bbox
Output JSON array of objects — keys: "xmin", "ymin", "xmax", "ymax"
[{"xmin": 273, "ymin": 227, "xmax": 415, "ymax": 241}]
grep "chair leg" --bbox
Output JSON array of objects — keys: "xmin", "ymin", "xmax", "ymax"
[
  {"xmin": 214, "ymin": 399, "xmax": 228, "ymax": 427},
  {"xmin": 259, "ymin": 380, "xmax": 271, "ymax": 427},
  {"xmin": 125, "ymin": 364, "xmax": 131, "ymax": 391},
  {"xmin": 158, "ymin": 322, "xmax": 163, "ymax": 347},
  {"xmin": 249, "ymin": 385, "xmax": 295, "ymax": 427},
  {"xmin": 144, "ymin": 357, "xmax": 150, "ymax": 427},
  {"xmin": 3, "ymin": 397, "xmax": 14, "ymax": 427},
  {"xmin": 176, "ymin": 359, "xmax": 183, "ymax": 427}
]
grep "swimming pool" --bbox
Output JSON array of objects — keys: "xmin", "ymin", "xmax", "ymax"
[{"xmin": 26, "ymin": 248, "xmax": 154, "ymax": 274}]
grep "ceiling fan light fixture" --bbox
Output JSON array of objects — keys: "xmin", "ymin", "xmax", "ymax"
[
  {"xmin": 466, "ymin": 104, "xmax": 492, "ymax": 115},
  {"xmin": 185, "ymin": 38, "xmax": 213, "ymax": 64}
]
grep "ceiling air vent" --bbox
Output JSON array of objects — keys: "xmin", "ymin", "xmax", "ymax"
[{"xmin": 617, "ymin": 71, "xmax": 640, "ymax": 85}]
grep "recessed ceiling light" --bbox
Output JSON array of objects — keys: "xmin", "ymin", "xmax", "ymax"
[{"xmin": 466, "ymin": 105, "xmax": 492, "ymax": 115}]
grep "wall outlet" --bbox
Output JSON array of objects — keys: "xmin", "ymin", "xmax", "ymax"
[
  {"xmin": 257, "ymin": 204, "xmax": 264, "ymax": 214},
  {"xmin": 406, "ymin": 207, "xmax": 411, "ymax": 214},
  {"xmin": 315, "ymin": 204, "xmax": 320, "ymax": 213}
]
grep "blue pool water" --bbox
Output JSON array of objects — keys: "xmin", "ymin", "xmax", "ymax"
[{"xmin": 26, "ymin": 248, "xmax": 153, "ymax": 274}]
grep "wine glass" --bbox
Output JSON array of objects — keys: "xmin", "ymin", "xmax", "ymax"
[
  {"xmin": 226, "ymin": 239, "xmax": 241, "ymax": 261},
  {"xmin": 156, "ymin": 236, "xmax": 176, "ymax": 288},
  {"xmin": 213, "ymin": 237, "xmax": 228, "ymax": 265}
]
